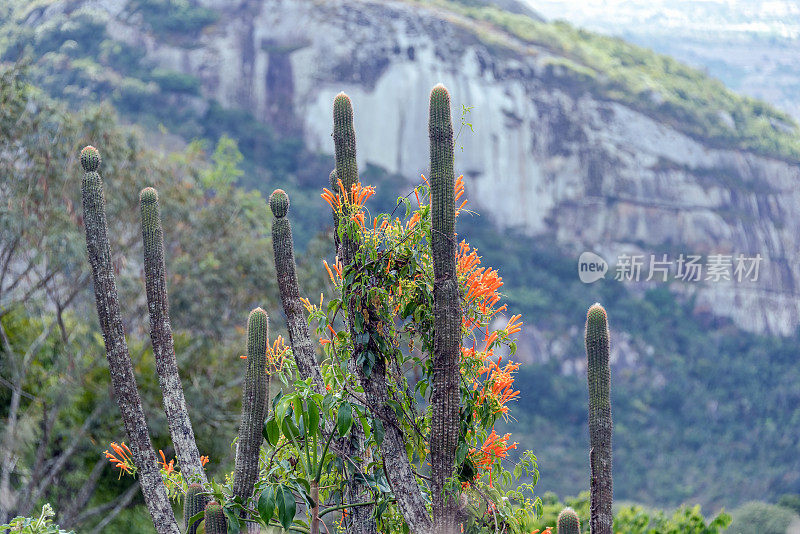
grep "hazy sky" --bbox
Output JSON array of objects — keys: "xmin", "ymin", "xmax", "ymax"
[{"xmin": 525, "ymin": 0, "xmax": 800, "ymax": 39}]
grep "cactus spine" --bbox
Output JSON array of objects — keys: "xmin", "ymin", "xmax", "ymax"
[
  {"xmin": 232, "ymin": 308, "xmax": 269, "ymax": 503},
  {"xmin": 428, "ymin": 84, "xmax": 461, "ymax": 534},
  {"xmin": 586, "ymin": 303, "xmax": 613, "ymax": 534},
  {"xmin": 139, "ymin": 187, "xmax": 207, "ymax": 484},
  {"xmin": 557, "ymin": 507, "xmax": 581, "ymax": 534},
  {"xmin": 203, "ymin": 502, "xmax": 227, "ymax": 534},
  {"xmin": 184, "ymin": 484, "xmax": 208, "ymax": 534},
  {"xmin": 79, "ymin": 146, "xmax": 180, "ymax": 534}
]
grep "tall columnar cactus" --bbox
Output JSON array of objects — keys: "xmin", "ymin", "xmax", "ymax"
[
  {"xmin": 333, "ymin": 93, "xmax": 358, "ymax": 196},
  {"xmin": 79, "ymin": 146, "xmax": 180, "ymax": 534},
  {"xmin": 139, "ymin": 187, "xmax": 207, "ymax": 484},
  {"xmin": 232, "ymin": 308, "xmax": 269, "ymax": 503},
  {"xmin": 331, "ymin": 94, "xmax": 433, "ymax": 534},
  {"xmin": 203, "ymin": 502, "xmax": 227, "ymax": 534},
  {"xmin": 269, "ymin": 189, "xmax": 326, "ymax": 394},
  {"xmin": 586, "ymin": 303, "xmax": 613, "ymax": 534},
  {"xmin": 428, "ymin": 83, "xmax": 461, "ymax": 534},
  {"xmin": 184, "ymin": 484, "xmax": 208, "ymax": 534},
  {"xmin": 557, "ymin": 507, "xmax": 581, "ymax": 534}
]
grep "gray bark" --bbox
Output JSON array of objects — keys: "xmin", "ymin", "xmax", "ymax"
[
  {"xmin": 140, "ymin": 188, "xmax": 207, "ymax": 484},
  {"xmin": 81, "ymin": 159, "xmax": 179, "ymax": 534}
]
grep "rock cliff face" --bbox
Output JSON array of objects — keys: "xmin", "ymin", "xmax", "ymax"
[{"xmin": 82, "ymin": 0, "xmax": 800, "ymax": 334}]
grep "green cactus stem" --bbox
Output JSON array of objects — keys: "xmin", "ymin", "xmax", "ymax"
[
  {"xmin": 232, "ymin": 308, "xmax": 269, "ymax": 503},
  {"xmin": 139, "ymin": 187, "xmax": 207, "ymax": 484},
  {"xmin": 557, "ymin": 507, "xmax": 581, "ymax": 534},
  {"xmin": 269, "ymin": 189, "xmax": 326, "ymax": 394},
  {"xmin": 428, "ymin": 83, "xmax": 461, "ymax": 534},
  {"xmin": 333, "ymin": 93, "xmax": 358, "ymax": 195},
  {"xmin": 183, "ymin": 484, "xmax": 208, "ymax": 534},
  {"xmin": 586, "ymin": 303, "xmax": 613, "ymax": 534},
  {"xmin": 203, "ymin": 502, "xmax": 227, "ymax": 534},
  {"xmin": 79, "ymin": 146, "xmax": 180, "ymax": 534}
]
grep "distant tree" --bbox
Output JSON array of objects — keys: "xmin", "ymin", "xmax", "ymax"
[{"xmin": 729, "ymin": 501, "xmax": 800, "ymax": 534}]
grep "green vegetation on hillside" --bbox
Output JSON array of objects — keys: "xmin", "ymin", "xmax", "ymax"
[
  {"xmin": 3, "ymin": 0, "xmax": 800, "ymax": 163},
  {"xmin": 415, "ymin": 0, "xmax": 800, "ymax": 160}
]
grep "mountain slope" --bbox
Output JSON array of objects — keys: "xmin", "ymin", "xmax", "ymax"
[
  {"xmin": 2, "ymin": 0, "xmax": 799, "ymax": 510},
  {"xmin": 6, "ymin": 0, "xmax": 796, "ymax": 335}
]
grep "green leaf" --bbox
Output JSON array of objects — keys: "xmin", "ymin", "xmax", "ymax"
[
  {"xmin": 275, "ymin": 398, "xmax": 289, "ymax": 425},
  {"xmin": 336, "ymin": 402, "xmax": 353, "ymax": 437},
  {"xmin": 322, "ymin": 393, "xmax": 335, "ymax": 413},
  {"xmin": 185, "ymin": 511, "xmax": 205, "ymax": 533},
  {"xmin": 281, "ymin": 414, "xmax": 301, "ymax": 441},
  {"xmin": 272, "ymin": 390, "xmax": 284, "ymax": 412},
  {"xmin": 293, "ymin": 397, "xmax": 304, "ymax": 425},
  {"xmin": 306, "ymin": 400, "xmax": 320, "ymax": 437},
  {"xmin": 372, "ymin": 417, "xmax": 385, "ymax": 446},
  {"xmin": 455, "ymin": 441, "xmax": 468, "ymax": 465},
  {"xmin": 263, "ymin": 417, "xmax": 281, "ymax": 447},
  {"xmin": 376, "ymin": 500, "xmax": 388, "ymax": 520},
  {"xmin": 257, "ymin": 486, "xmax": 276, "ymax": 523},
  {"xmin": 277, "ymin": 485, "xmax": 297, "ymax": 531},
  {"xmin": 222, "ymin": 507, "xmax": 241, "ymax": 534}
]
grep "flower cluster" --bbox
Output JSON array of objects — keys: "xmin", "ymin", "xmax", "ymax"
[
  {"xmin": 455, "ymin": 238, "xmax": 523, "ymax": 483},
  {"xmin": 470, "ymin": 429, "xmax": 518, "ymax": 473},
  {"xmin": 104, "ymin": 441, "xmax": 208, "ymax": 497},
  {"xmin": 321, "ymin": 178, "xmax": 376, "ymax": 228},
  {"xmin": 238, "ymin": 335, "xmax": 289, "ymax": 373},
  {"xmin": 104, "ymin": 442, "xmax": 136, "ymax": 479}
]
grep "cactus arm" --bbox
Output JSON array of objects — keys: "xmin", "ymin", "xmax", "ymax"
[
  {"xmin": 428, "ymin": 84, "xmax": 461, "ymax": 534},
  {"xmin": 232, "ymin": 308, "xmax": 269, "ymax": 503},
  {"xmin": 139, "ymin": 187, "xmax": 208, "ymax": 484},
  {"xmin": 184, "ymin": 483, "xmax": 209, "ymax": 534},
  {"xmin": 557, "ymin": 507, "xmax": 581, "ymax": 534},
  {"xmin": 79, "ymin": 146, "xmax": 180, "ymax": 534},
  {"xmin": 586, "ymin": 303, "xmax": 613, "ymax": 534},
  {"xmin": 269, "ymin": 190, "xmax": 326, "ymax": 395},
  {"xmin": 332, "ymin": 94, "xmax": 432, "ymax": 534}
]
